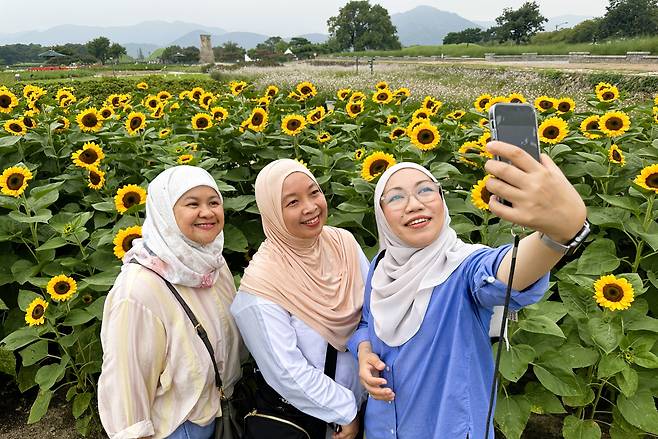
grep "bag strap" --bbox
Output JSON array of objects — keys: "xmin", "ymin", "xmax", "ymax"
[
  {"xmin": 323, "ymin": 343, "xmax": 338, "ymax": 380},
  {"xmin": 129, "ymin": 260, "xmax": 223, "ymax": 391}
]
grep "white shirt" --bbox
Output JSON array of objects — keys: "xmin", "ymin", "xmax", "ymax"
[{"xmin": 230, "ymin": 246, "xmax": 369, "ymax": 427}]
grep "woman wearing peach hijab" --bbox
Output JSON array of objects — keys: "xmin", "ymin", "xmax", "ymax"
[{"xmin": 231, "ymin": 159, "xmax": 368, "ymax": 439}]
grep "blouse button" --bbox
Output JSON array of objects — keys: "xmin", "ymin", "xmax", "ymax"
[{"xmin": 486, "ymin": 276, "xmax": 496, "ymax": 284}]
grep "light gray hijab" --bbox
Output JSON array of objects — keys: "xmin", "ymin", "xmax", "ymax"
[{"xmin": 370, "ymin": 162, "xmax": 485, "ymax": 346}]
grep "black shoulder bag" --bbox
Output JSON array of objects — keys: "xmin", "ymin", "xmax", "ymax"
[{"xmin": 130, "ymin": 261, "xmax": 243, "ymax": 439}]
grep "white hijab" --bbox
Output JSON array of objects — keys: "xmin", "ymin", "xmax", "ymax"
[
  {"xmin": 370, "ymin": 162, "xmax": 486, "ymax": 346},
  {"xmin": 124, "ymin": 165, "xmax": 226, "ymax": 288}
]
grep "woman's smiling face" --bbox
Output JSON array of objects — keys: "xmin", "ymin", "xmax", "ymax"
[
  {"xmin": 173, "ymin": 185, "xmax": 224, "ymax": 245},
  {"xmin": 281, "ymin": 172, "xmax": 327, "ymax": 239}
]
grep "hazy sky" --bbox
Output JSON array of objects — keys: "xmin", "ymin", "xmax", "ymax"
[{"xmin": 1, "ymin": 0, "xmax": 608, "ymax": 35}]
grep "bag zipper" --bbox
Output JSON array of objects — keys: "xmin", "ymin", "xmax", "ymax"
[{"xmin": 245, "ymin": 410, "xmax": 311, "ymax": 439}]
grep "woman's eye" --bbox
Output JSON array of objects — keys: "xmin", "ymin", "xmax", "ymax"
[
  {"xmin": 311, "ymin": 189, "xmax": 320, "ymax": 195},
  {"xmin": 387, "ymin": 194, "xmax": 403, "ymax": 203},
  {"xmin": 287, "ymin": 200, "xmax": 298, "ymax": 207},
  {"xmin": 418, "ymin": 186, "xmax": 434, "ymax": 194},
  {"xmin": 187, "ymin": 203, "xmax": 198, "ymax": 207}
]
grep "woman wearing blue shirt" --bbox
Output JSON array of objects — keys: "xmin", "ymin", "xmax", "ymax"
[{"xmin": 348, "ymin": 141, "xmax": 588, "ymax": 438}]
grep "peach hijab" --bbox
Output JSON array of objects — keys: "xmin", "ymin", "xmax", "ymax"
[{"xmin": 239, "ymin": 159, "xmax": 364, "ymax": 351}]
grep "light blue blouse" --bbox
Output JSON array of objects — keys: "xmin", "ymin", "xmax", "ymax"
[{"xmin": 347, "ymin": 245, "xmax": 549, "ymax": 439}]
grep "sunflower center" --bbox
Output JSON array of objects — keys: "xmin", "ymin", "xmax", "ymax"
[
  {"xmin": 111, "ymin": 97, "xmax": 120, "ymax": 106},
  {"xmin": 377, "ymin": 93, "xmax": 388, "ymax": 101},
  {"xmin": 122, "ymin": 192, "xmax": 140, "ymax": 209},
  {"xmin": 646, "ymin": 172, "xmax": 658, "ymax": 189},
  {"xmin": 130, "ymin": 117, "xmax": 142, "ymax": 129},
  {"xmin": 300, "ymin": 86, "xmax": 312, "ymax": 95},
  {"xmin": 539, "ymin": 100, "xmax": 553, "ymax": 109},
  {"xmin": 605, "ymin": 117, "xmax": 622, "ymax": 130},
  {"xmin": 23, "ymin": 117, "xmax": 35, "ymax": 128},
  {"xmin": 0, "ymin": 95, "xmax": 10, "ymax": 107},
  {"xmin": 31, "ymin": 304, "xmax": 45, "ymax": 319},
  {"xmin": 602, "ymin": 92, "xmax": 615, "ymax": 100},
  {"xmin": 267, "ymin": 89, "xmax": 276, "ymax": 97},
  {"xmin": 586, "ymin": 121, "xmax": 599, "ymax": 131},
  {"xmin": 543, "ymin": 126, "xmax": 559, "ymax": 139},
  {"xmin": 101, "ymin": 110, "xmax": 111, "ymax": 118},
  {"xmin": 481, "ymin": 187, "xmax": 492, "ymax": 204},
  {"xmin": 89, "ymin": 171, "xmax": 102, "ymax": 185},
  {"xmin": 196, "ymin": 118, "xmax": 209, "ymax": 128},
  {"xmin": 149, "ymin": 100, "xmax": 158, "ymax": 108},
  {"xmin": 9, "ymin": 123, "xmax": 22, "ymax": 133},
  {"xmin": 251, "ymin": 113, "xmax": 264, "ymax": 125},
  {"xmin": 418, "ymin": 129, "xmax": 435, "ymax": 144},
  {"xmin": 54, "ymin": 281, "xmax": 71, "ymax": 295},
  {"xmin": 350, "ymin": 104, "xmax": 361, "ymax": 113},
  {"xmin": 192, "ymin": 91, "xmax": 202, "ymax": 99},
  {"xmin": 510, "ymin": 98, "xmax": 522, "ymax": 103},
  {"xmin": 81, "ymin": 149, "xmax": 99, "ymax": 164},
  {"xmin": 82, "ymin": 295, "xmax": 93, "ymax": 304},
  {"xmin": 202, "ymin": 97, "xmax": 210, "ymax": 105},
  {"xmin": 393, "ymin": 129, "xmax": 405, "ymax": 137},
  {"xmin": 558, "ymin": 103, "xmax": 571, "ymax": 112},
  {"xmin": 287, "ymin": 119, "xmax": 301, "ymax": 130},
  {"xmin": 479, "ymin": 98, "xmax": 490, "ymax": 108},
  {"xmin": 370, "ymin": 159, "xmax": 389, "ymax": 175},
  {"xmin": 82, "ymin": 114, "xmax": 98, "ymax": 127},
  {"xmin": 7, "ymin": 173, "xmax": 24, "ymax": 190},
  {"xmin": 602, "ymin": 284, "xmax": 624, "ymax": 302},
  {"xmin": 611, "ymin": 150, "xmax": 622, "ymax": 161},
  {"xmin": 122, "ymin": 233, "xmax": 141, "ymax": 252}
]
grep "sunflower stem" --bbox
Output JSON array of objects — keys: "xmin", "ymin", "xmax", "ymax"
[
  {"xmin": 589, "ymin": 379, "xmax": 606, "ymax": 420},
  {"xmin": 632, "ymin": 194, "xmax": 655, "ymax": 272}
]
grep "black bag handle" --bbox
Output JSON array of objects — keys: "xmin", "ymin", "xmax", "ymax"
[{"xmin": 130, "ymin": 260, "xmax": 223, "ymax": 392}]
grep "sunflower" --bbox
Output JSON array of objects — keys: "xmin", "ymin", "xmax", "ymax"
[
  {"xmin": 82, "ymin": 294, "xmax": 94, "ymax": 305},
  {"xmin": 410, "ymin": 123, "xmax": 441, "ymax": 151},
  {"xmin": 0, "ymin": 166, "xmax": 33, "ymax": 197},
  {"xmin": 608, "ymin": 144, "xmax": 625, "ymax": 165},
  {"xmin": 114, "ymin": 184, "xmax": 147, "ymax": 214},
  {"xmin": 349, "ymin": 91, "xmax": 366, "ymax": 102},
  {"xmin": 479, "ymin": 130, "xmax": 492, "ymax": 146},
  {"xmin": 76, "ymin": 108, "xmax": 103, "ymax": 132},
  {"xmin": 71, "ymin": 142, "xmax": 104, "ymax": 169},
  {"xmin": 106, "ymin": 93, "xmax": 124, "ymax": 108},
  {"xmin": 248, "ymin": 108, "xmax": 269, "ymax": 132},
  {"xmin": 534, "ymin": 96, "xmax": 556, "ymax": 112},
  {"xmin": 556, "ymin": 97, "xmax": 576, "ymax": 114},
  {"xmin": 265, "ymin": 85, "xmax": 279, "ymax": 98},
  {"xmin": 412, "ymin": 108, "xmax": 431, "ymax": 120},
  {"xmin": 317, "ymin": 132, "xmax": 332, "ymax": 143},
  {"xmin": 471, "ymin": 175, "xmax": 492, "ymax": 210},
  {"xmin": 199, "ymin": 92, "xmax": 215, "ymax": 109},
  {"xmin": 375, "ymin": 81, "xmax": 389, "ymax": 90},
  {"xmin": 288, "ymin": 91, "xmax": 302, "ymax": 101},
  {"xmin": 99, "ymin": 106, "xmax": 115, "ymax": 120},
  {"xmin": 113, "ymin": 225, "xmax": 143, "ymax": 259},
  {"xmin": 0, "ymin": 87, "xmax": 19, "ymax": 113},
  {"xmin": 47, "ymin": 274, "xmax": 77, "ymax": 302},
  {"xmin": 143, "ymin": 95, "xmax": 160, "ymax": 110},
  {"xmin": 295, "ymin": 81, "xmax": 317, "ymax": 98},
  {"xmin": 484, "ymin": 96, "xmax": 509, "ymax": 112},
  {"xmin": 361, "ymin": 151, "xmax": 396, "ymax": 181},
  {"xmin": 230, "ymin": 81, "xmax": 247, "ymax": 96},
  {"xmin": 3, "ymin": 119, "xmax": 27, "ymax": 136},
  {"xmin": 354, "ymin": 148, "xmax": 366, "ymax": 161},
  {"xmin": 599, "ymin": 111, "xmax": 631, "ymax": 137},
  {"xmin": 169, "ymin": 102, "xmax": 180, "ymax": 111},
  {"xmin": 386, "ymin": 115, "xmax": 399, "ymax": 125},
  {"xmin": 255, "ymin": 96, "xmax": 271, "ymax": 109},
  {"xmin": 389, "ymin": 126, "xmax": 407, "ymax": 141},
  {"xmin": 149, "ymin": 105, "xmax": 164, "ymax": 119},
  {"xmin": 211, "ymin": 106, "xmax": 229, "ymax": 122},
  {"xmin": 125, "ymin": 111, "xmax": 146, "ymax": 135},
  {"xmin": 479, "ymin": 118, "xmax": 489, "ymax": 128},
  {"xmin": 306, "ymin": 106, "xmax": 327, "ymax": 124},
  {"xmin": 157, "ymin": 90, "xmax": 172, "ymax": 101},
  {"xmin": 393, "ymin": 87, "xmax": 410, "ymax": 99},
  {"xmin": 634, "ymin": 164, "xmax": 658, "ymax": 193},
  {"xmin": 59, "ymin": 95, "xmax": 76, "ymax": 108},
  {"xmin": 593, "ymin": 274, "xmax": 634, "ymax": 311},
  {"xmin": 191, "ymin": 87, "xmax": 205, "ymax": 100},
  {"xmin": 191, "ymin": 113, "xmax": 213, "ymax": 130},
  {"xmin": 87, "ymin": 166, "xmax": 105, "ymax": 190},
  {"xmin": 54, "ymin": 116, "xmax": 70, "ymax": 133},
  {"xmin": 157, "ymin": 128, "xmax": 171, "ymax": 139},
  {"xmin": 596, "ymin": 86, "xmax": 619, "ymax": 103},
  {"xmin": 654, "ymin": 95, "xmax": 658, "ymax": 106},
  {"xmin": 281, "ymin": 114, "xmax": 306, "ymax": 136},
  {"xmin": 25, "ymin": 297, "xmax": 48, "ymax": 326},
  {"xmin": 372, "ymin": 89, "xmax": 394, "ymax": 105},
  {"xmin": 538, "ymin": 117, "xmax": 569, "ymax": 144},
  {"xmin": 595, "ymin": 82, "xmax": 613, "ymax": 94},
  {"xmin": 21, "ymin": 112, "xmax": 37, "ymax": 129},
  {"xmin": 136, "ymin": 82, "xmax": 148, "ymax": 90},
  {"xmin": 474, "ymin": 94, "xmax": 492, "ymax": 112},
  {"xmin": 337, "ymin": 88, "xmax": 351, "ymax": 101},
  {"xmin": 580, "ymin": 115, "xmax": 601, "ymax": 139},
  {"xmin": 447, "ymin": 110, "xmax": 466, "ymax": 120},
  {"xmin": 178, "ymin": 154, "xmax": 194, "ymax": 164},
  {"xmin": 459, "ymin": 141, "xmax": 484, "ymax": 167},
  {"xmin": 23, "ymin": 84, "xmax": 46, "ymax": 100},
  {"xmin": 421, "ymin": 96, "xmax": 443, "ymax": 114},
  {"xmin": 508, "ymin": 93, "xmax": 526, "ymax": 103},
  {"xmin": 346, "ymin": 101, "xmax": 364, "ymax": 119},
  {"xmin": 406, "ymin": 119, "xmax": 425, "ymax": 136}
]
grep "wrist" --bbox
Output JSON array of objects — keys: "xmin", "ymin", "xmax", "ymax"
[{"xmin": 357, "ymin": 341, "xmax": 372, "ymax": 357}]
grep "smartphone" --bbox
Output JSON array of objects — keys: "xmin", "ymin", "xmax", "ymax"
[{"xmin": 488, "ymin": 103, "xmax": 541, "ymax": 206}]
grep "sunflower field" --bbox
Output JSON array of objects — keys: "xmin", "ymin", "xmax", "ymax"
[{"xmin": 0, "ymin": 75, "xmax": 657, "ymax": 438}]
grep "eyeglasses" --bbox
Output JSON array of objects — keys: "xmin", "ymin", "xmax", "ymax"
[{"xmin": 380, "ymin": 181, "xmax": 442, "ymax": 210}]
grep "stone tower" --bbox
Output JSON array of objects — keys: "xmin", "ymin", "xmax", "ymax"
[{"xmin": 199, "ymin": 34, "xmax": 215, "ymax": 64}]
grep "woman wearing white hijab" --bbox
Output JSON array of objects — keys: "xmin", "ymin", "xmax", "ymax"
[
  {"xmin": 98, "ymin": 165, "xmax": 245, "ymax": 439},
  {"xmin": 348, "ymin": 142, "xmax": 588, "ymax": 438},
  {"xmin": 231, "ymin": 159, "xmax": 367, "ymax": 439}
]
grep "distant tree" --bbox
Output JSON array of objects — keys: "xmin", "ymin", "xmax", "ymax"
[
  {"xmin": 327, "ymin": 1, "xmax": 401, "ymax": 51},
  {"xmin": 599, "ymin": 0, "xmax": 658, "ymax": 37},
  {"xmin": 107, "ymin": 43, "xmax": 127, "ymax": 62},
  {"xmin": 289, "ymin": 37, "xmax": 315, "ymax": 59},
  {"xmin": 495, "ymin": 1, "xmax": 547, "ymax": 44},
  {"xmin": 0, "ymin": 43, "xmax": 44, "ymax": 65},
  {"xmin": 182, "ymin": 46, "xmax": 200, "ymax": 63},
  {"xmin": 86, "ymin": 36, "xmax": 111, "ymax": 63},
  {"xmin": 566, "ymin": 18, "xmax": 603, "ymax": 43},
  {"xmin": 248, "ymin": 36, "xmax": 288, "ymax": 61},
  {"xmin": 161, "ymin": 45, "xmax": 183, "ymax": 63},
  {"xmin": 213, "ymin": 41, "xmax": 246, "ymax": 63},
  {"xmin": 443, "ymin": 28, "xmax": 483, "ymax": 45}
]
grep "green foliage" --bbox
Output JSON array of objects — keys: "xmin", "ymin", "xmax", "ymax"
[
  {"xmin": 600, "ymin": 0, "xmax": 658, "ymax": 38},
  {"xmin": 327, "ymin": 1, "xmax": 401, "ymax": 51},
  {"xmin": 494, "ymin": 1, "xmax": 548, "ymax": 44},
  {"xmin": 85, "ymin": 37, "xmax": 111, "ymax": 64}
]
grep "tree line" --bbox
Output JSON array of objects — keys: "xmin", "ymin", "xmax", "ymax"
[{"xmin": 443, "ymin": 0, "xmax": 658, "ymax": 45}]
